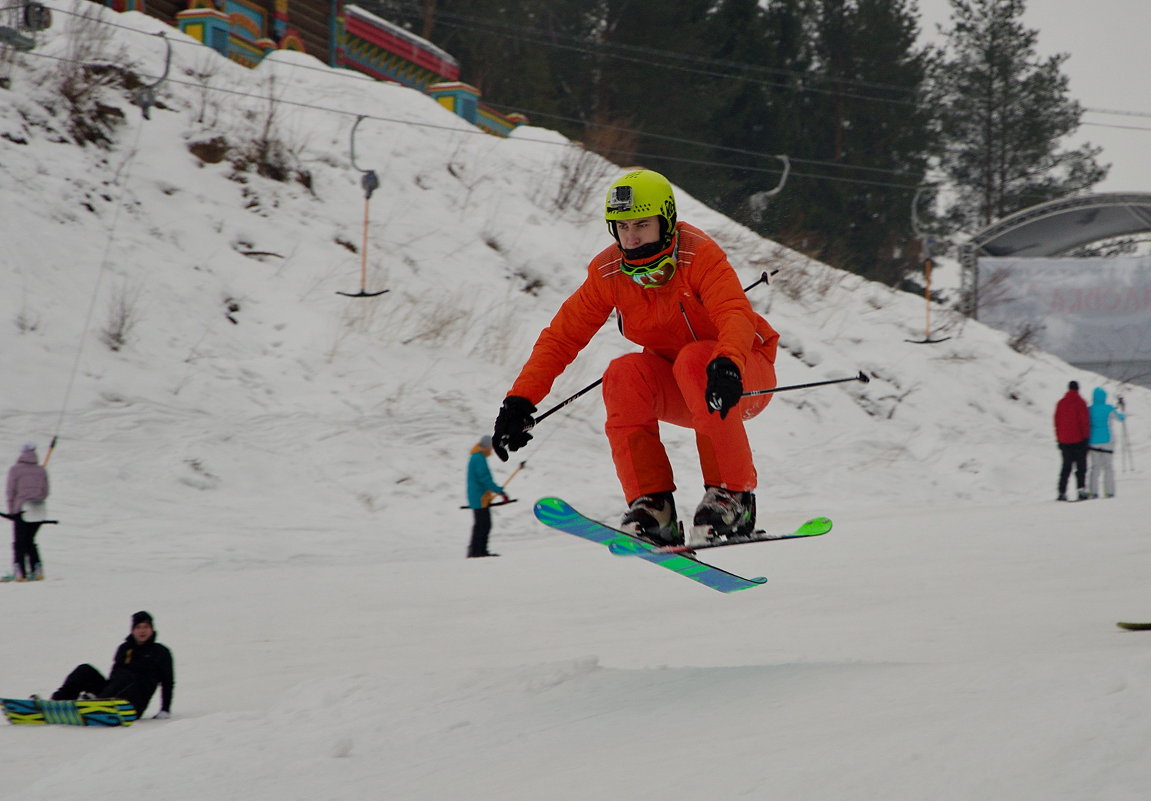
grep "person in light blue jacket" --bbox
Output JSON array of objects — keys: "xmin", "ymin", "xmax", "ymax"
[
  {"xmin": 466, "ymin": 436, "xmax": 507, "ymax": 558},
  {"xmin": 1087, "ymin": 387, "xmax": 1126, "ymax": 498}
]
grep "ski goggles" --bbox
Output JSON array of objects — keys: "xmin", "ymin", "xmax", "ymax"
[{"xmin": 621, "ymin": 248, "xmax": 677, "ymax": 289}]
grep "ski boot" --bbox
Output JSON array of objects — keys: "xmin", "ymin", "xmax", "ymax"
[
  {"xmin": 688, "ymin": 486, "xmax": 756, "ymax": 547},
  {"xmin": 620, "ymin": 491, "xmax": 681, "ymax": 546}
]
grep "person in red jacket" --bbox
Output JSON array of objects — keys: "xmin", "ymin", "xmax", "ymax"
[
  {"xmin": 1053, "ymin": 380, "xmax": 1091, "ymax": 501},
  {"xmin": 492, "ymin": 169, "xmax": 779, "ymax": 547}
]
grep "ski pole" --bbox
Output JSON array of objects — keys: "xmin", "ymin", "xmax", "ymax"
[
  {"xmin": 741, "ymin": 370, "xmax": 869, "ymax": 398},
  {"xmin": 501, "ymin": 460, "xmax": 527, "ymax": 487},
  {"xmin": 459, "ymin": 499, "xmax": 518, "ymax": 509},
  {"xmin": 479, "ymin": 460, "xmax": 526, "ymax": 509},
  {"xmin": 533, "ymin": 382, "xmax": 601, "ymax": 425},
  {"xmin": 533, "ymin": 271, "xmax": 779, "ymax": 425},
  {"xmin": 1118, "ymin": 397, "xmax": 1135, "ymax": 471},
  {"xmin": 742, "ymin": 270, "xmax": 777, "ymax": 293}
]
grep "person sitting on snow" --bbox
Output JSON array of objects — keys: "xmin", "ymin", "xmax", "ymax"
[{"xmin": 47, "ymin": 610, "xmax": 174, "ymax": 719}]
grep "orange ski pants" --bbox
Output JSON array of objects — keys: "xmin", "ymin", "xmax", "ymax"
[{"xmin": 601, "ymin": 340, "xmax": 775, "ymax": 503}]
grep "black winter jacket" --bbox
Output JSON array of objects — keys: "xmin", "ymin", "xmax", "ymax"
[{"xmin": 104, "ymin": 633, "xmax": 175, "ymax": 715}]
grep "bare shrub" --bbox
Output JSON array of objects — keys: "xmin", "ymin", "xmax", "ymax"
[
  {"xmin": 398, "ymin": 294, "xmax": 473, "ymax": 347},
  {"xmin": 551, "ymin": 145, "xmax": 613, "ymax": 214},
  {"xmin": 467, "ymin": 299, "xmax": 520, "ymax": 364},
  {"xmin": 11, "ymin": 289, "xmax": 42, "ymax": 335},
  {"xmin": 974, "ymin": 268, "xmax": 1016, "ymax": 313},
  {"xmin": 1008, "ymin": 320, "xmax": 1045, "ymax": 354},
  {"xmin": 226, "ymin": 75, "xmax": 312, "ymax": 188},
  {"xmin": 770, "ymin": 249, "xmax": 844, "ymax": 304},
  {"xmin": 99, "ymin": 281, "xmax": 142, "ymax": 351},
  {"xmin": 55, "ymin": 5, "xmax": 129, "ymax": 146},
  {"xmin": 582, "ymin": 111, "xmax": 636, "ymax": 169},
  {"xmin": 185, "ymin": 52, "xmax": 223, "ymax": 127},
  {"xmin": 15, "ymin": 305, "xmax": 40, "ymax": 333}
]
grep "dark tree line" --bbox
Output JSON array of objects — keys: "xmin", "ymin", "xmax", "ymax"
[{"xmin": 366, "ymin": 0, "xmax": 1106, "ymax": 289}]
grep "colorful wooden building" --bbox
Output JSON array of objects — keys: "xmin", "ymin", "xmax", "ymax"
[{"xmin": 91, "ymin": 0, "xmax": 525, "ymax": 135}]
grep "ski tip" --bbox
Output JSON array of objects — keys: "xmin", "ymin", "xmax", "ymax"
[
  {"xmin": 1117, "ymin": 621, "xmax": 1151, "ymax": 631},
  {"xmin": 533, "ymin": 496, "xmax": 568, "ymax": 515},
  {"xmin": 734, "ymin": 576, "xmax": 769, "ymax": 588}
]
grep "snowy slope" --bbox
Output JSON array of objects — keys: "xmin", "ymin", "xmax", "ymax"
[{"xmin": 2, "ymin": 5, "xmax": 1151, "ymax": 800}]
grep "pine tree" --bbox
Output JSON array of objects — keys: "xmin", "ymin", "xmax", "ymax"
[
  {"xmin": 762, "ymin": 0, "xmax": 933, "ymax": 284},
  {"xmin": 373, "ymin": 0, "xmax": 596, "ymax": 140},
  {"xmin": 681, "ymin": 0, "xmax": 812, "ymax": 219},
  {"xmin": 587, "ymin": 0, "xmax": 721, "ymax": 167},
  {"xmin": 380, "ymin": 0, "xmax": 935, "ymax": 284},
  {"xmin": 931, "ymin": 0, "xmax": 1107, "ymax": 232}
]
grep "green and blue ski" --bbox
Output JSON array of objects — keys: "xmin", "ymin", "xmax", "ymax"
[
  {"xmin": 533, "ymin": 496, "xmax": 766, "ymax": 593},
  {"xmin": 615, "ymin": 516, "xmax": 833, "ymax": 555}
]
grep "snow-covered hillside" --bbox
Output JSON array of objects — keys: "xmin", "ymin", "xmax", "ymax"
[{"xmin": 2, "ymin": 5, "xmax": 1150, "ymax": 800}]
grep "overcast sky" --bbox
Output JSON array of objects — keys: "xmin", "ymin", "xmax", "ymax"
[{"xmin": 916, "ymin": 0, "xmax": 1151, "ymax": 194}]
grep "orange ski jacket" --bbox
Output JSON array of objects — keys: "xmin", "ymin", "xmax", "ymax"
[{"xmin": 509, "ymin": 223, "xmax": 779, "ymax": 404}]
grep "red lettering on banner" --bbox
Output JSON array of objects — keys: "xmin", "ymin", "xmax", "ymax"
[{"xmin": 1048, "ymin": 286, "xmax": 1151, "ymax": 315}]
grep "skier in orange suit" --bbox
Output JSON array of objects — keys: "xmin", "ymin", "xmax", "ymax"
[{"xmin": 492, "ymin": 169, "xmax": 779, "ymax": 547}]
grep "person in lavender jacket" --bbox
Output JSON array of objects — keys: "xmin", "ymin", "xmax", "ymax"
[{"xmin": 4, "ymin": 441, "xmax": 50, "ymax": 581}]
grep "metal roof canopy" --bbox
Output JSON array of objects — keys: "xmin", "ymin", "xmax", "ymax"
[
  {"xmin": 970, "ymin": 193, "xmax": 1151, "ymax": 257},
  {"xmin": 961, "ymin": 193, "xmax": 1151, "ymax": 315}
]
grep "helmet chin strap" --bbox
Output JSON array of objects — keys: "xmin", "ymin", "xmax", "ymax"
[
  {"xmin": 621, "ymin": 232, "xmax": 677, "ymax": 265},
  {"xmin": 621, "ymin": 240, "xmax": 666, "ymax": 261}
]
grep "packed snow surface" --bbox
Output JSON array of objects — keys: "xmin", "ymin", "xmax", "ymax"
[{"xmin": 2, "ymin": 6, "xmax": 1150, "ymax": 799}]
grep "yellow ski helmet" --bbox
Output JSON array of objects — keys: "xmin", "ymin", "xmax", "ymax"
[{"xmin": 604, "ymin": 169, "xmax": 677, "ymax": 247}]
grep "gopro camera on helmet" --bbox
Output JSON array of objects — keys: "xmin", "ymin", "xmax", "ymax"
[{"xmin": 607, "ymin": 184, "xmax": 633, "ymax": 211}]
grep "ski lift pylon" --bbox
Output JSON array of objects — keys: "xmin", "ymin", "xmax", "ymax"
[
  {"xmin": 131, "ymin": 32, "xmax": 171, "ymax": 120},
  {"xmin": 0, "ymin": 1, "xmax": 49, "ymax": 51},
  {"xmin": 906, "ymin": 186, "xmax": 950, "ymax": 344},
  {"xmin": 337, "ymin": 116, "xmax": 390, "ymax": 298},
  {"xmin": 755, "ymin": 155, "xmax": 790, "ymax": 200}
]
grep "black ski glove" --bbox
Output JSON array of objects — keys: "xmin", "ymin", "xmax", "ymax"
[
  {"xmin": 705, "ymin": 356, "xmax": 743, "ymax": 420},
  {"xmin": 492, "ymin": 395, "xmax": 537, "ymax": 462}
]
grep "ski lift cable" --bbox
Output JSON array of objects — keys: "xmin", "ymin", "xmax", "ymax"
[
  {"xmin": 11, "ymin": 41, "xmax": 927, "ymax": 192},
  {"xmin": 31, "ymin": 4, "xmax": 1143, "ymax": 199},
  {"xmin": 19, "ymin": 6, "xmax": 930, "ymax": 187},
  {"xmin": 46, "ymin": 111, "xmax": 151, "ymax": 466}
]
